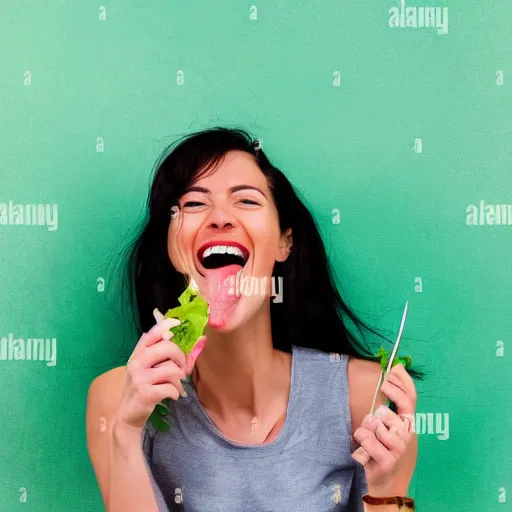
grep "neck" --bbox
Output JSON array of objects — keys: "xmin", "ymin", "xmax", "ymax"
[{"xmin": 192, "ymin": 303, "xmax": 290, "ymax": 423}]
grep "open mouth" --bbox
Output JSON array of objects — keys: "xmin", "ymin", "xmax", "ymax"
[{"xmin": 196, "ymin": 242, "xmax": 250, "ymax": 273}]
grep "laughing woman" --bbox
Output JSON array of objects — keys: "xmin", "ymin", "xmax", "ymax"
[{"xmin": 86, "ymin": 127, "xmax": 424, "ymax": 512}]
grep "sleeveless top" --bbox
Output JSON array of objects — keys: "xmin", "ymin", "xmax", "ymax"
[{"xmin": 140, "ymin": 345, "xmax": 368, "ymax": 512}]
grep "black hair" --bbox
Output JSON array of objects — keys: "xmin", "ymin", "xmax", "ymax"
[{"xmin": 118, "ymin": 126, "xmax": 426, "ymax": 382}]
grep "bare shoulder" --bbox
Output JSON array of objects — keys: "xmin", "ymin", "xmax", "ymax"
[
  {"xmin": 86, "ymin": 365, "xmax": 126, "ymax": 433},
  {"xmin": 347, "ymin": 356, "xmax": 387, "ymax": 436},
  {"xmin": 86, "ymin": 366, "xmax": 127, "ymax": 507},
  {"xmin": 87, "ymin": 366, "xmax": 126, "ymax": 414},
  {"xmin": 89, "ymin": 366, "xmax": 126, "ymax": 394}
]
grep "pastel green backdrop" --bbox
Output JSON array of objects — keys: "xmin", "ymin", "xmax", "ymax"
[{"xmin": 1, "ymin": 1, "xmax": 511, "ymax": 511}]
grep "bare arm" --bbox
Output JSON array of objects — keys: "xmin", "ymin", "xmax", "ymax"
[
  {"xmin": 108, "ymin": 419, "xmax": 164, "ymax": 512},
  {"xmin": 86, "ymin": 368, "xmax": 168, "ymax": 512},
  {"xmin": 348, "ymin": 358, "xmax": 416, "ymax": 512}
]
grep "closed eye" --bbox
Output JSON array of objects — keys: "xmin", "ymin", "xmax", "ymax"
[{"xmin": 183, "ymin": 199, "xmax": 259, "ymax": 207}]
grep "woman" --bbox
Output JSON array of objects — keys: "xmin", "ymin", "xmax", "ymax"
[{"xmin": 86, "ymin": 127, "xmax": 423, "ymax": 512}]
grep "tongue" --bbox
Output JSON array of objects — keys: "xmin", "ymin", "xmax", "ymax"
[{"xmin": 202, "ymin": 264, "xmax": 243, "ymax": 328}]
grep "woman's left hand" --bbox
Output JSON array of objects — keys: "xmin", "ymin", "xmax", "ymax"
[{"xmin": 351, "ymin": 363, "xmax": 417, "ymax": 496}]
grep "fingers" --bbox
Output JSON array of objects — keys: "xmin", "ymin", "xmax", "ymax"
[
  {"xmin": 146, "ymin": 383, "xmax": 181, "ymax": 403},
  {"xmin": 370, "ymin": 406, "xmax": 413, "ymax": 440},
  {"xmin": 380, "ymin": 376, "xmax": 415, "ymax": 417},
  {"xmin": 153, "ymin": 308, "xmax": 165, "ymax": 324},
  {"xmin": 355, "ymin": 418, "xmax": 406, "ymax": 460},
  {"xmin": 386, "ymin": 364, "xmax": 417, "ymax": 403},
  {"xmin": 184, "ymin": 336, "xmax": 207, "ymax": 375},
  {"xmin": 352, "ymin": 431, "xmax": 391, "ymax": 470},
  {"xmin": 148, "ymin": 360, "xmax": 187, "ymax": 396},
  {"xmin": 352, "ymin": 405, "xmax": 413, "ymax": 470},
  {"xmin": 141, "ymin": 338, "xmax": 187, "ymax": 371},
  {"xmin": 352, "ymin": 445, "xmax": 372, "ymax": 466},
  {"xmin": 128, "ymin": 317, "xmax": 182, "ymax": 365},
  {"xmin": 352, "ymin": 427, "xmax": 400, "ymax": 471},
  {"xmin": 149, "ymin": 359, "xmax": 187, "ymax": 382},
  {"xmin": 352, "ymin": 368, "xmax": 418, "ymax": 478},
  {"xmin": 143, "ymin": 318, "xmax": 181, "ymax": 348},
  {"xmin": 152, "ymin": 309, "xmax": 178, "ymax": 341}
]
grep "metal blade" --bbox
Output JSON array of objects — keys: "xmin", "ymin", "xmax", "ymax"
[
  {"xmin": 369, "ymin": 300, "xmax": 409, "ymax": 415},
  {"xmin": 385, "ymin": 300, "xmax": 409, "ymax": 377}
]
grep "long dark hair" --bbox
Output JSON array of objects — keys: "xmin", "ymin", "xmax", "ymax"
[{"xmin": 118, "ymin": 126, "xmax": 426, "ymax": 382}]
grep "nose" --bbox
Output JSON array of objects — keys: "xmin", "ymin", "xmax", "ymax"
[{"xmin": 207, "ymin": 204, "xmax": 236, "ymax": 230}]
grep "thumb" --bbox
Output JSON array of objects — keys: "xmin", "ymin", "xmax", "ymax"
[{"xmin": 184, "ymin": 336, "xmax": 207, "ymax": 375}]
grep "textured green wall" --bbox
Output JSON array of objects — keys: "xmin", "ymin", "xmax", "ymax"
[{"xmin": 1, "ymin": 1, "xmax": 511, "ymax": 510}]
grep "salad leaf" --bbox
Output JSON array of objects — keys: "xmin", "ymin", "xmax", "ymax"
[
  {"xmin": 372, "ymin": 345, "xmax": 412, "ymax": 414},
  {"xmin": 163, "ymin": 285, "xmax": 209, "ymax": 355},
  {"xmin": 375, "ymin": 345, "xmax": 412, "ymax": 373},
  {"xmin": 149, "ymin": 284, "xmax": 209, "ymax": 432},
  {"xmin": 149, "ymin": 405, "xmax": 170, "ymax": 432}
]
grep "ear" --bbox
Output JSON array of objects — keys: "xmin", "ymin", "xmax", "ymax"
[{"xmin": 276, "ymin": 228, "xmax": 293, "ymax": 263}]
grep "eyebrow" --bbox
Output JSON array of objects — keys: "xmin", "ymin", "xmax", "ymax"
[{"xmin": 183, "ymin": 185, "xmax": 267, "ymax": 198}]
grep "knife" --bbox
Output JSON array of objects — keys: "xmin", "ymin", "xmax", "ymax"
[{"xmin": 369, "ymin": 300, "xmax": 409, "ymax": 416}]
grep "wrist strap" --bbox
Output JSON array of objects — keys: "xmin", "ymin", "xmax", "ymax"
[{"xmin": 362, "ymin": 494, "xmax": 415, "ymax": 510}]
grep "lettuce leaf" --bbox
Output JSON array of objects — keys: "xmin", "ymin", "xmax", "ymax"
[
  {"xmin": 149, "ymin": 285, "xmax": 209, "ymax": 432},
  {"xmin": 375, "ymin": 345, "xmax": 412, "ymax": 373},
  {"xmin": 163, "ymin": 285, "xmax": 209, "ymax": 355}
]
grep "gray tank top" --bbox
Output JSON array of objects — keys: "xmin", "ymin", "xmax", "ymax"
[{"xmin": 141, "ymin": 345, "xmax": 368, "ymax": 512}]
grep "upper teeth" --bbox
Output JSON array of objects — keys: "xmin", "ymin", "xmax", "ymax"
[{"xmin": 201, "ymin": 245, "xmax": 245, "ymax": 261}]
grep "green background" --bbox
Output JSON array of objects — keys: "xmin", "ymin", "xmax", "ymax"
[{"xmin": 1, "ymin": 1, "xmax": 511, "ymax": 510}]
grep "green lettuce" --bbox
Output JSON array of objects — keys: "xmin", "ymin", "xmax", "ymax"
[
  {"xmin": 149, "ymin": 284, "xmax": 209, "ymax": 432},
  {"xmin": 163, "ymin": 285, "xmax": 209, "ymax": 355},
  {"xmin": 375, "ymin": 345, "xmax": 412, "ymax": 373}
]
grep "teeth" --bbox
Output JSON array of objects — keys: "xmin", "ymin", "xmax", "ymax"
[{"xmin": 202, "ymin": 245, "xmax": 245, "ymax": 261}]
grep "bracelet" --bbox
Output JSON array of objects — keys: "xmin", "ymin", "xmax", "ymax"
[{"xmin": 362, "ymin": 494, "xmax": 415, "ymax": 510}]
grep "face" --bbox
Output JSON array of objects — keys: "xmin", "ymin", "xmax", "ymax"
[{"xmin": 167, "ymin": 150, "xmax": 292, "ymax": 331}]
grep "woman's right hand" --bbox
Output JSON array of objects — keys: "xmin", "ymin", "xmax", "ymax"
[{"xmin": 113, "ymin": 318, "xmax": 207, "ymax": 433}]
